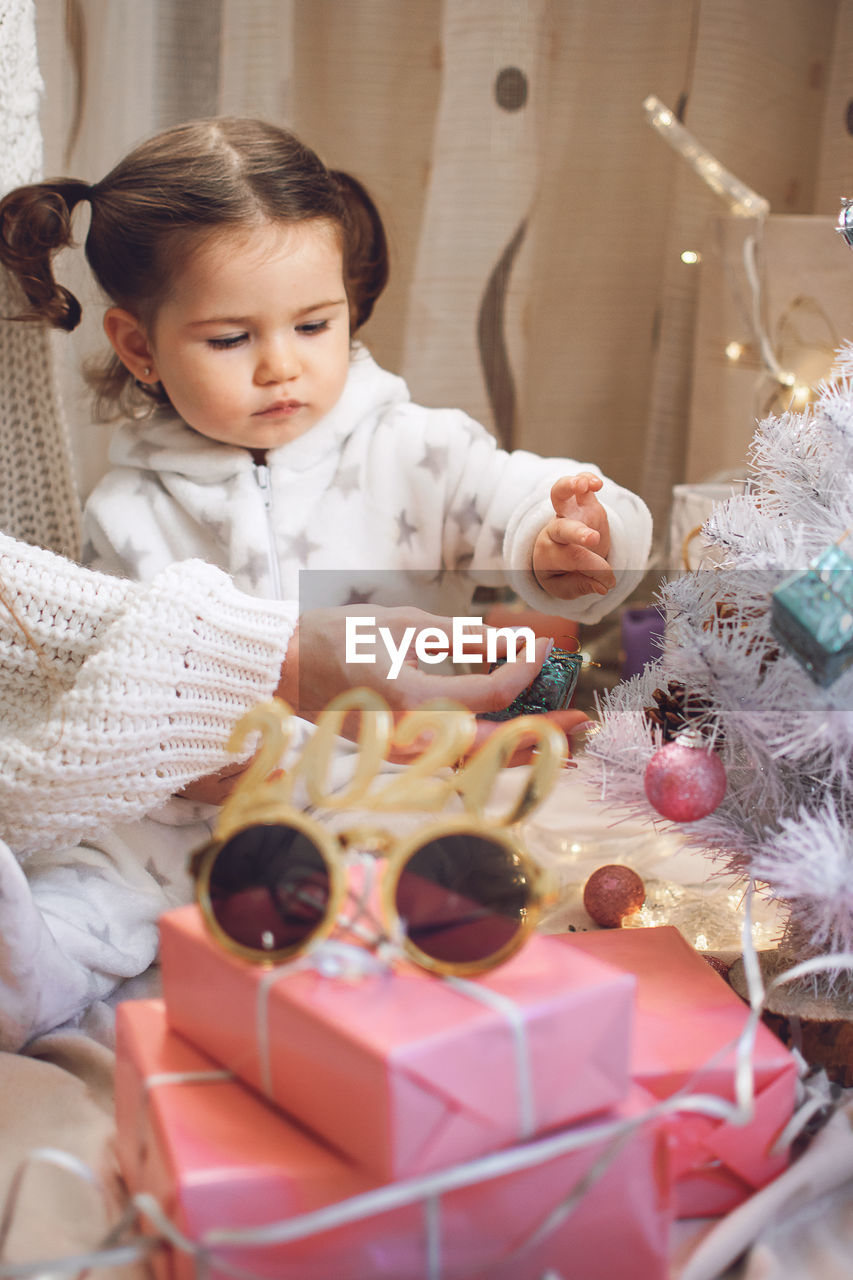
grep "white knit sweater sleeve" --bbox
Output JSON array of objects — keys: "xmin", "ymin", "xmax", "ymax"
[{"xmin": 0, "ymin": 534, "xmax": 296, "ymax": 855}]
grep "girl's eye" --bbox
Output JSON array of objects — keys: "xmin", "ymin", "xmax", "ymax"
[
  {"xmin": 297, "ymin": 320, "xmax": 330, "ymax": 336},
  {"xmin": 207, "ymin": 333, "xmax": 248, "ymax": 350}
]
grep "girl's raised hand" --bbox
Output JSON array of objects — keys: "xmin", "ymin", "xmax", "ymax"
[{"xmin": 532, "ymin": 473, "xmax": 615, "ymax": 600}]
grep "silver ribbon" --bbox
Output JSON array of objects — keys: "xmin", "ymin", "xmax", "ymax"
[{"xmin": 4, "ymin": 883, "xmax": 850, "ymax": 1279}]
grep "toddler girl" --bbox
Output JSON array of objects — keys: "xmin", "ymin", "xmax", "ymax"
[
  {"xmin": 0, "ymin": 117, "xmax": 652, "ymax": 1040},
  {"xmin": 0, "ymin": 117, "xmax": 652, "ymax": 639}
]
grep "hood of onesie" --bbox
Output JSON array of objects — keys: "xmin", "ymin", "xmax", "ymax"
[{"xmin": 105, "ymin": 345, "xmax": 411, "ymax": 481}]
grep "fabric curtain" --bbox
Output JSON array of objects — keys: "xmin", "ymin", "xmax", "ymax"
[{"xmin": 32, "ymin": 0, "xmax": 850, "ymax": 550}]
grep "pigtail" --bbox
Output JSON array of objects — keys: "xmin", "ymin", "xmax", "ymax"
[
  {"xmin": 330, "ymin": 170, "xmax": 389, "ymax": 331},
  {"xmin": 0, "ymin": 179, "xmax": 91, "ymax": 331}
]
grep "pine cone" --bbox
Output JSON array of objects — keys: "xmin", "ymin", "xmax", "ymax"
[{"xmin": 644, "ymin": 680, "xmax": 719, "ymax": 743}]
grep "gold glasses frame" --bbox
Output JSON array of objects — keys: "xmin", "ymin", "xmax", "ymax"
[
  {"xmin": 189, "ymin": 689, "xmax": 567, "ymax": 976},
  {"xmin": 191, "ymin": 810, "xmax": 550, "ymax": 977}
]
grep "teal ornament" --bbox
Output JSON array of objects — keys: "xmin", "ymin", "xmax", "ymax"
[
  {"xmin": 478, "ymin": 645, "xmax": 583, "ymax": 721},
  {"xmin": 770, "ymin": 545, "xmax": 853, "ymax": 686}
]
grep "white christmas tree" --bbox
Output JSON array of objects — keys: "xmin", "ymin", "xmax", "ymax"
[{"xmin": 586, "ymin": 345, "xmax": 853, "ymax": 973}]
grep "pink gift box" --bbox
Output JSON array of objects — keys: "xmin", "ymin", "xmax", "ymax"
[
  {"xmin": 116, "ymin": 1000, "xmax": 673, "ymax": 1280},
  {"xmin": 158, "ymin": 903, "xmax": 635, "ymax": 1180},
  {"xmin": 566, "ymin": 926, "xmax": 799, "ymax": 1217}
]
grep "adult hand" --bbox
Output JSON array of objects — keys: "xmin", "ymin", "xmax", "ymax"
[
  {"xmin": 277, "ymin": 605, "xmax": 555, "ymax": 718},
  {"xmin": 180, "ymin": 607, "xmax": 594, "ymax": 802},
  {"xmin": 276, "ymin": 604, "xmax": 593, "ymax": 766}
]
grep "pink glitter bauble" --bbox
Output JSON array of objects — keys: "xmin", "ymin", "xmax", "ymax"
[{"xmin": 643, "ymin": 741, "xmax": 726, "ymax": 822}]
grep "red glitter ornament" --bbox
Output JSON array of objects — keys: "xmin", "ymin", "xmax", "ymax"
[
  {"xmin": 583, "ymin": 864, "xmax": 646, "ymax": 928},
  {"xmin": 644, "ymin": 738, "xmax": 726, "ymax": 823}
]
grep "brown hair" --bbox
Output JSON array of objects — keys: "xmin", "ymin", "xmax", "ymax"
[{"xmin": 0, "ymin": 117, "xmax": 389, "ymax": 420}]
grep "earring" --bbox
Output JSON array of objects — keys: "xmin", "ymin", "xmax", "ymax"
[{"xmin": 143, "ymin": 366, "xmax": 152, "ymax": 378}]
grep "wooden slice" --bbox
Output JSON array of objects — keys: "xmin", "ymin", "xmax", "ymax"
[{"xmin": 728, "ymin": 952, "xmax": 853, "ymax": 1087}]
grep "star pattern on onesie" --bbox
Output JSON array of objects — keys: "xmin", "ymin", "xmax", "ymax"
[
  {"xmin": 451, "ymin": 496, "xmax": 483, "ymax": 537},
  {"xmin": 417, "ymin": 443, "xmax": 448, "ymax": 480},
  {"xmin": 395, "ymin": 510, "xmax": 418, "ymax": 547},
  {"xmin": 235, "ymin": 548, "xmax": 271, "ymax": 588},
  {"xmin": 282, "ymin": 531, "xmax": 322, "ymax": 566},
  {"xmin": 199, "ymin": 515, "xmax": 232, "ymax": 544},
  {"xmin": 86, "ymin": 918, "xmax": 111, "ymax": 944},
  {"xmin": 144, "ymin": 856, "xmax": 171, "ymax": 888}
]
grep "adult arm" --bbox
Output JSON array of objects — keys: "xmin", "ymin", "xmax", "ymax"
[
  {"xmin": 1, "ymin": 538, "xmax": 568, "ymax": 849},
  {"xmin": 0, "ymin": 534, "xmax": 296, "ymax": 855},
  {"xmin": 185, "ymin": 608, "xmax": 576, "ymax": 799}
]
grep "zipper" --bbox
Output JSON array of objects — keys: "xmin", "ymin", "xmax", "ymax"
[{"xmin": 254, "ymin": 462, "xmax": 283, "ymax": 599}]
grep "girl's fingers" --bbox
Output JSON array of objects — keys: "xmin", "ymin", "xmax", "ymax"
[{"xmin": 548, "ymin": 517, "xmax": 601, "ymax": 547}]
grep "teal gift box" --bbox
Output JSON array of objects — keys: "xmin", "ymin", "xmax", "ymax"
[{"xmin": 771, "ymin": 545, "xmax": 853, "ymax": 686}]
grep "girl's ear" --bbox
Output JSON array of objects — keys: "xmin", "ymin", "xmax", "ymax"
[{"xmin": 103, "ymin": 308, "xmax": 157, "ymax": 382}]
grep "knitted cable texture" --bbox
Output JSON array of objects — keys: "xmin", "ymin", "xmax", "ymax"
[
  {"xmin": 0, "ymin": 0, "xmax": 81, "ymax": 558},
  {"xmin": 0, "ymin": 533, "xmax": 296, "ymax": 856},
  {"xmin": 0, "ymin": 0, "xmax": 42, "ymax": 192}
]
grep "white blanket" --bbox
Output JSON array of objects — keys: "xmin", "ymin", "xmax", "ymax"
[{"xmin": 0, "ymin": 801, "xmax": 213, "ymax": 1051}]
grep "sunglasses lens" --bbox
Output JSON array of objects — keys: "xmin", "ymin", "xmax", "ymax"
[
  {"xmin": 205, "ymin": 824, "xmax": 331, "ymax": 955},
  {"xmin": 394, "ymin": 834, "xmax": 531, "ymax": 965}
]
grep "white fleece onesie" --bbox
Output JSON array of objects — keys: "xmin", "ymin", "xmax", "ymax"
[{"xmin": 84, "ymin": 347, "xmax": 652, "ymax": 623}]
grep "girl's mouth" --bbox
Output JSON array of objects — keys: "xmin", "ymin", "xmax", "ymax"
[{"xmin": 255, "ymin": 401, "xmax": 303, "ymax": 417}]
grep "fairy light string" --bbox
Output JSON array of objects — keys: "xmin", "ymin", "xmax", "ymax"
[{"xmin": 643, "ymin": 94, "xmax": 815, "ymax": 409}]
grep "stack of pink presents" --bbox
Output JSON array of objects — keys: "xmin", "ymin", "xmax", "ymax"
[{"xmin": 116, "ymin": 910, "xmax": 799, "ymax": 1279}]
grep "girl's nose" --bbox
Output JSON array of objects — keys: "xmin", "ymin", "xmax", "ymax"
[{"xmin": 255, "ymin": 339, "xmax": 299, "ymax": 385}]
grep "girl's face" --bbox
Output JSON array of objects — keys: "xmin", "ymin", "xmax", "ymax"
[{"xmin": 114, "ymin": 219, "xmax": 352, "ymax": 451}]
